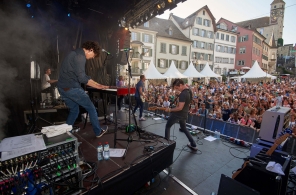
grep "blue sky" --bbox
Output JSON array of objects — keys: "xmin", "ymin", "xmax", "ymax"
[{"xmin": 158, "ymin": 0, "xmax": 295, "ymax": 45}]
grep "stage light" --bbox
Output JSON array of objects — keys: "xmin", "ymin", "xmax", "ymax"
[
  {"xmin": 125, "ymin": 27, "xmax": 128, "ymax": 30},
  {"xmin": 120, "ymin": 17, "xmax": 126, "ymax": 27},
  {"xmin": 67, "ymin": 13, "xmax": 71, "ymax": 17},
  {"xmin": 160, "ymin": 1, "xmax": 166, "ymax": 8},
  {"xmin": 31, "ymin": 15, "xmax": 34, "ymax": 18},
  {"xmin": 145, "ymin": 15, "xmax": 148, "ymax": 21},
  {"xmin": 26, "ymin": 3, "xmax": 31, "ymax": 8},
  {"xmin": 168, "ymin": 0, "xmax": 173, "ymax": 3}
]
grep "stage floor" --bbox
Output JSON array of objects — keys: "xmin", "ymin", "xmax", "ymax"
[{"xmin": 74, "ymin": 108, "xmax": 249, "ymax": 195}]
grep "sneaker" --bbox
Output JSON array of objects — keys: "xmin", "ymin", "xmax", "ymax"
[
  {"xmin": 179, "ymin": 128, "xmax": 183, "ymax": 132},
  {"xmin": 131, "ymin": 113, "xmax": 138, "ymax": 117},
  {"xmin": 96, "ymin": 126, "xmax": 108, "ymax": 138},
  {"xmin": 187, "ymin": 143, "xmax": 198, "ymax": 151},
  {"xmin": 139, "ymin": 117, "xmax": 146, "ymax": 121}
]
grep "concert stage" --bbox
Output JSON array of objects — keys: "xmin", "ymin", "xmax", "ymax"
[{"xmin": 73, "ymin": 120, "xmax": 176, "ymax": 195}]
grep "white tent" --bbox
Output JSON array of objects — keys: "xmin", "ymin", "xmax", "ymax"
[
  {"xmin": 143, "ymin": 61, "xmax": 167, "ymax": 79},
  {"xmin": 183, "ymin": 62, "xmax": 206, "ymax": 85},
  {"xmin": 240, "ymin": 61, "xmax": 274, "ymax": 79},
  {"xmin": 199, "ymin": 62, "xmax": 222, "ymax": 84},
  {"xmin": 163, "ymin": 61, "xmax": 188, "ymax": 78},
  {"xmin": 183, "ymin": 62, "xmax": 206, "ymax": 78}
]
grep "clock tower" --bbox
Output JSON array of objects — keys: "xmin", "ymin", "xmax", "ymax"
[{"xmin": 270, "ymin": 0, "xmax": 285, "ymax": 40}]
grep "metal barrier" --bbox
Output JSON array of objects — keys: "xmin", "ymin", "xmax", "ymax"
[{"xmin": 143, "ymin": 105, "xmax": 259, "ymax": 144}]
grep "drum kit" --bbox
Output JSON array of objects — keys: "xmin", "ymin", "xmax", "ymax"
[{"xmin": 41, "ymin": 85, "xmax": 63, "ymax": 107}]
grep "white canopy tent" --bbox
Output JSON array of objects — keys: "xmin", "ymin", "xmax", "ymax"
[
  {"xmin": 240, "ymin": 61, "xmax": 276, "ymax": 79},
  {"xmin": 183, "ymin": 62, "xmax": 206, "ymax": 85},
  {"xmin": 143, "ymin": 61, "xmax": 167, "ymax": 79},
  {"xmin": 163, "ymin": 61, "xmax": 188, "ymax": 85},
  {"xmin": 199, "ymin": 62, "xmax": 222, "ymax": 84}
]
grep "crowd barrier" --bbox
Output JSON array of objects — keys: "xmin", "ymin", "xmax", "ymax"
[{"xmin": 143, "ymin": 102, "xmax": 260, "ymax": 144}]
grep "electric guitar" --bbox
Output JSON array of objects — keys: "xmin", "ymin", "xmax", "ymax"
[
  {"xmin": 147, "ymin": 106, "xmax": 167, "ymax": 111},
  {"xmin": 232, "ymin": 130, "xmax": 292, "ymax": 179}
]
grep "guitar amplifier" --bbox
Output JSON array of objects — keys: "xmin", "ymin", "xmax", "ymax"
[{"xmin": 234, "ymin": 150, "xmax": 291, "ymax": 195}]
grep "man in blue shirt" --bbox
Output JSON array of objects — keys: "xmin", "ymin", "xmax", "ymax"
[
  {"xmin": 57, "ymin": 41, "xmax": 109, "ymax": 138},
  {"xmin": 133, "ymin": 75, "xmax": 146, "ymax": 121}
]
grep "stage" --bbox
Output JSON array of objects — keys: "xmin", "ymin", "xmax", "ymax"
[{"xmin": 69, "ymin": 108, "xmax": 254, "ymax": 195}]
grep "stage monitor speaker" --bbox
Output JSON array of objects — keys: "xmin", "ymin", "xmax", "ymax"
[
  {"xmin": 218, "ymin": 174, "xmax": 260, "ymax": 195},
  {"xmin": 234, "ymin": 150, "xmax": 291, "ymax": 195}
]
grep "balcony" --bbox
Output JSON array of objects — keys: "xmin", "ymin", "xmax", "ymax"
[{"xmin": 131, "ymin": 68, "xmax": 141, "ymax": 74}]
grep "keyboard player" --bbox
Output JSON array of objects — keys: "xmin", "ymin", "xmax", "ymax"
[{"xmin": 57, "ymin": 41, "xmax": 109, "ymax": 138}]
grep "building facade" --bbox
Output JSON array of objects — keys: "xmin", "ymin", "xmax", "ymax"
[
  {"xmin": 214, "ymin": 21, "xmax": 238, "ymax": 75},
  {"xmin": 169, "ymin": 6, "xmax": 216, "ymax": 72}
]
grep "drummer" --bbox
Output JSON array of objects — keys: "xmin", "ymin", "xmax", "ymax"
[{"xmin": 41, "ymin": 67, "xmax": 58, "ymax": 92}]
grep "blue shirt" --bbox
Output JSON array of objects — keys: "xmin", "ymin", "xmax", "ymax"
[
  {"xmin": 57, "ymin": 48, "xmax": 91, "ymax": 89},
  {"xmin": 135, "ymin": 80, "xmax": 144, "ymax": 98}
]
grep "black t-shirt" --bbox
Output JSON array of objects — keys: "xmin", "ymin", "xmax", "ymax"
[
  {"xmin": 221, "ymin": 108, "xmax": 231, "ymax": 121},
  {"xmin": 172, "ymin": 89, "xmax": 191, "ymax": 119}
]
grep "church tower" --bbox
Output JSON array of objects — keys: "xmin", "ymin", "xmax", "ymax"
[{"xmin": 270, "ymin": 0, "xmax": 285, "ymax": 43}]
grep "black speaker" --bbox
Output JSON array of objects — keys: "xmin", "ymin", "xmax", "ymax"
[{"xmin": 234, "ymin": 150, "xmax": 291, "ymax": 195}]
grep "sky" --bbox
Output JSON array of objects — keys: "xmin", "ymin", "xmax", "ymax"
[{"xmin": 158, "ymin": 0, "xmax": 296, "ymax": 45}]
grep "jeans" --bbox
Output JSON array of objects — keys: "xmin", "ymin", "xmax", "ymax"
[
  {"xmin": 58, "ymin": 87, "xmax": 102, "ymax": 136},
  {"xmin": 117, "ymin": 95, "xmax": 124, "ymax": 110},
  {"xmin": 133, "ymin": 97, "xmax": 143, "ymax": 118},
  {"xmin": 165, "ymin": 114, "xmax": 196, "ymax": 147}
]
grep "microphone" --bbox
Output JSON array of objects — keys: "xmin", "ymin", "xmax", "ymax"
[
  {"xmin": 120, "ymin": 48, "xmax": 133, "ymax": 51},
  {"xmin": 102, "ymin": 49, "xmax": 111, "ymax": 55}
]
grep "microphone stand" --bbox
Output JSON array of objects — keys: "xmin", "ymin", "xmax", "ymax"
[{"xmin": 115, "ymin": 50, "xmax": 150, "ymax": 158}]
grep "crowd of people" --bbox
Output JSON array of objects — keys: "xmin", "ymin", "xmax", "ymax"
[{"xmin": 145, "ymin": 78, "xmax": 296, "ymax": 133}]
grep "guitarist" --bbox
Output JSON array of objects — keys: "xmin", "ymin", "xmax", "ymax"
[
  {"xmin": 133, "ymin": 75, "xmax": 147, "ymax": 121},
  {"xmin": 164, "ymin": 79, "xmax": 197, "ymax": 151}
]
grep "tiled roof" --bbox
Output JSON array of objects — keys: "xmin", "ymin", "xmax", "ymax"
[
  {"xmin": 136, "ymin": 17, "xmax": 192, "ymax": 42},
  {"xmin": 236, "ymin": 17, "xmax": 270, "ymax": 29}
]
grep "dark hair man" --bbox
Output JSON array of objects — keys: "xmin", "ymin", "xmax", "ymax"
[
  {"xmin": 133, "ymin": 75, "xmax": 147, "ymax": 121},
  {"xmin": 165, "ymin": 79, "xmax": 197, "ymax": 151},
  {"xmin": 57, "ymin": 41, "xmax": 109, "ymax": 138}
]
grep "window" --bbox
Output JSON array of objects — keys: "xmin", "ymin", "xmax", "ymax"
[
  {"xmin": 223, "ymin": 68, "xmax": 227, "ymax": 75},
  {"xmin": 221, "ymin": 34, "xmax": 224, "ymax": 40},
  {"xmin": 237, "ymin": 60, "xmax": 245, "ymax": 65},
  {"xmin": 142, "ymin": 61, "xmax": 150, "ymax": 70},
  {"xmin": 223, "ymin": 58, "xmax": 229, "ymax": 63},
  {"xmin": 226, "ymin": 35, "xmax": 229, "ymax": 41},
  {"xmin": 181, "ymin": 46, "xmax": 187, "ymax": 56},
  {"xmin": 214, "ymin": 68, "xmax": 221, "ymax": 74},
  {"xmin": 230, "ymin": 58, "xmax": 234, "ymax": 64},
  {"xmin": 193, "ymin": 41, "xmax": 198, "ymax": 48},
  {"xmin": 131, "ymin": 32, "xmax": 139, "ymax": 41},
  {"xmin": 219, "ymin": 23, "xmax": 227, "ymax": 30},
  {"xmin": 203, "ymin": 10, "xmax": 205, "ymax": 15},
  {"xmin": 208, "ymin": 43, "xmax": 213, "ymax": 50},
  {"xmin": 223, "ymin": 46, "xmax": 227, "ymax": 53},
  {"xmin": 144, "ymin": 22, "xmax": 149, "ymax": 27},
  {"xmin": 143, "ymin": 48, "xmax": 151, "ymax": 57},
  {"xmin": 180, "ymin": 61, "xmax": 188, "ymax": 70},
  {"xmin": 196, "ymin": 17, "xmax": 202, "ymax": 25},
  {"xmin": 231, "ymin": 47, "xmax": 236, "ymax": 54},
  {"xmin": 239, "ymin": 47, "xmax": 246, "ymax": 54},
  {"xmin": 143, "ymin": 34, "xmax": 152, "ymax": 43},
  {"xmin": 216, "ymin": 45, "xmax": 221, "ymax": 52},
  {"xmin": 201, "ymin": 30, "xmax": 206, "ymax": 37},
  {"xmin": 131, "ymin": 62, "xmax": 139, "ymax": 73},
  {"xmin": 160, "ymin": 43, "xmax": 166, "ymax": 53},
  {"xmin": 169, "ymin": 27, "xmax": 173, "ymax": 35},
  {"xmin": 239, "ymin": 35, "xmax": 248, "ymax": 42},
  {"xmin": 231, "ymin": 36, "xmax": 236, "ymax": 43},
  {"xmin": 201, "ymin": 42, "xmax": 205, "ymax": 49},
  {"xmin": 170, "ymin": 44, "xmax": 179, "ymax": 55},
  {"xmin": 204, "ymin": 19, "xmax": 211, "ymax": 27},
  {"xmin": 228, "ymin": 47, "xmax": 231, "ymax": 53},
  {"xmin": 158, "ymin": 59, "xmax": 167, "ymax": 68},
  {"xmin": 193, "ymin": 28, "xmax": 199, "ymax": 35},
  {"xmin": 216, "ymin": 32, "xmax": 219, "ymax": 39},
  {"xmin": 208, "ymin": 54, "xmax": 212, "ymax": 61},
  {"xmin": 215, "ymin": 57, "xmax": 222, "ymax": 63},
  {"xmin": 253, "ymin": 35, "xmax": 262, "ymax": 45}
]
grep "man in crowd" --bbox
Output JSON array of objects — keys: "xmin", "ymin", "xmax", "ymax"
[
  {"xmin": 57, "ymin": 41, "xmax": 109, "ymax": 138},
  {"xmin": 133, "ymin": 75, "xmax": 147, "ymax": 121}
]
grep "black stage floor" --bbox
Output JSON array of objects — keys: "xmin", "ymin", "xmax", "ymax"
[{"xmin": 73, "ymin": 108, "xmax": 250, "ymax": 195}]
